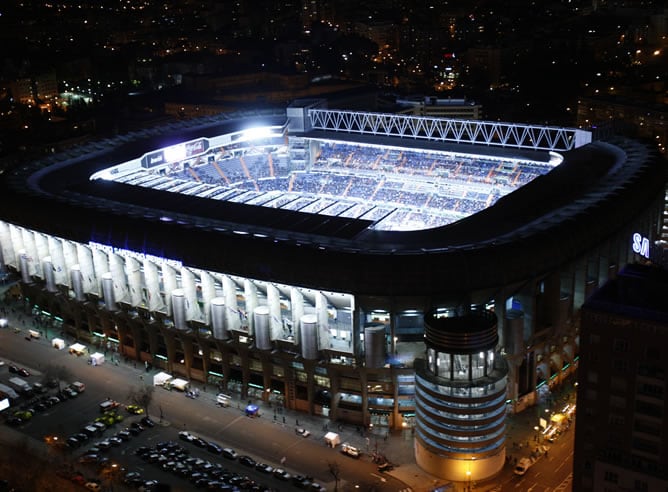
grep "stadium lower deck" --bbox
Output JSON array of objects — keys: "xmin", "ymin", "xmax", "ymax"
[{"xmin": 106, "ymin": 140, "xmax": 559, "ymax": 232}]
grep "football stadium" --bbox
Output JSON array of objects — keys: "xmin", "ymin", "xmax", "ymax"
[{"xmin": 0, "ymin": 99, "xmax": 665, "ymax": 480}]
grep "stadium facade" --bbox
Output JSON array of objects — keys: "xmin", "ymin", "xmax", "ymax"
[{"xmin": 0, "ymin": 99, "xmax": 665, "ymax": 481}]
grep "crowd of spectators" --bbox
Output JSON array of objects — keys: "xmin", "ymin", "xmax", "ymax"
[{"xmin": 114, "ymin": 141, "xmax": 553, "ymax": 231}]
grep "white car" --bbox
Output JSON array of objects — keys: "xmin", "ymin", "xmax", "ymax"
[
  {"xmin": 221, "ymin": 447, "xmax": 238, "ymax": 460},
  {"xmin": 340, "ymin": 443, "xmax": 361, "ymax": 458},
  {"xmin": 178, "ymin": 430, "xmax": 195, "ymax": 442},
  {"xmin": 273, "ymin": 468, "xmax": 291, "ymax": 481},
  {"xmin": 295, "ymin": 427, "xmax": 311, "ymax": 438},
  {"xmin": 85, "ymin": 482, "xmax": 101, "ymax": 491}
]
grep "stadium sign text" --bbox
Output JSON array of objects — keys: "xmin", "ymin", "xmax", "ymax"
[
  {"xmin": 141, "ymin": 150, "xmax": 166, "ymax": 168},
  {"xmin": 185, "ymin": 138, "xmax": 208, "ymax": 157},
  {"xmin": 89, "ymin": 242, "xmax": 183, "ymax": 270},
  {"xmin": 632, "ymin": 232, "xmax": 650, "ymax": 259}
]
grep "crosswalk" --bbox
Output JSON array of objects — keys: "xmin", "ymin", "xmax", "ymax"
[{"xmin": 553, "ymin": 472, "xmax": 573, "ymax": 491}]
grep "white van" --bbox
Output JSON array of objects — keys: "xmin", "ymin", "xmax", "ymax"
[
  {"xmin": 216, "ymin": 393, "xmax": 231, "ymax": 407},
  {"xmin": 70, "ymin": 381, "xmax": 86, "ymax": 393}
]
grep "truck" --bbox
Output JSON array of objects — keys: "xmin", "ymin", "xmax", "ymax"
[
  {"xmin": 99, "ymin": 399, "xmax": 120, "ymax": 412},
  {"xmin": 70, "ymin": 381, "xmax": 85, "ymax": 393},
  {"xmin": 8, "ymin": 377, "xmax": 32, "ymax": 394},
  {"xmin": 0, "ymin": 383, "xmax": 19, "ymax": 400}
]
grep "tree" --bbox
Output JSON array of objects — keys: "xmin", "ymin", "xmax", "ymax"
[
  {"xmin": 128, "ymin": 383, "xmax": 155, "ymax": 415},
  {"xmin": 41, "ymin": 364, "xmax": 73, "ymax": 393},
  {"xmin": 328, "ymin": 461, "xmax": 341, "ymax": 492}
]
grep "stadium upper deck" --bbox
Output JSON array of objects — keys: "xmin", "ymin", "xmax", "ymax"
[
  {"xmin": 1, "ymin": 107, "xmax": 664, "ymax": 300},
  {"xmin": 100, "ymin": 138, "xmax": 560, "ymax": 232}
]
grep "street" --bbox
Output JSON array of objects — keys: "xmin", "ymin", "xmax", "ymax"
[{"xmin": 0, "ymin": 324, "xmax": 409, "ymax": 491}]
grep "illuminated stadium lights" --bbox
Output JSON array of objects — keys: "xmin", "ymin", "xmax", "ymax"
[{"xmin": 241, "ymin": 126, "xmax": 275, "ymax": 140}]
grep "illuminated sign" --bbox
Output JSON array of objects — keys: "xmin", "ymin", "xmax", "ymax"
[
  {"xmin": 185, "ymin": 138, "xmax": 208, "ymax": 157},
  {"xmin": 141, "ymin": 139, "xmax": 209, "ymax": 168},
  {"xmin": 632, "ymin": 233, "xmax": 650, "ymax": 259},
  {"xmin": 89, "ymin": 242, "xmax": 183, "ymax": 270},
  {"xmin": 141, "ymin": 150, "xmax": 166, "ymax": 168}
]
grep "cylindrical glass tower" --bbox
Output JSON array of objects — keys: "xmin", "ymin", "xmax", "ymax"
[{"xmin": 414, "ymin": 310, "xmax": 508, "ymax": 482}]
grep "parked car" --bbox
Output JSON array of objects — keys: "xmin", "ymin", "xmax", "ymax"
[
  {"xmin": 117, "ymin": 430, "xmax": 132, "ymax": 441},
  {"xmin": 8, "ymin": 365, "xmax": 18, "ymax": 374},
  {"xmin": 32, "ymin": 382, "xmax": 46, "ymax": 394},
  {"xmin": 192, "ymin": 436, "xmax": 207, "ymax": 448},
  {"xmin": 255, "ymin": 462, "xmax": 273, "ymax": 474},
  {"xmin": 5, "ymin": 416, "xmax": 22, "ymax": 426},
  {"xmin": 273, "ymin": 468, "xmax": 291, "ymax": 481},
  {"xmin": 62, "ymin": 387, "xmax": 78, "ymax": 398},
  {"xmin": 295, "ymin": 427, "xmax": 311, "ymax": 438},
  {"xmin": 124, "ymin": 471, "xmax": 144, "ymax": 487},
  {"xmin": 221, "ymin": 448, "xmax": 238, "ymax": 460},
  {"xmin": 99, "ymin": 400, "xmax": 120, "ymax": 412},
  {"xmin": 74, "ymin": 432, "xmax": 90, "ymax": 443},
  {"xmin": 79, "ymin": 454, "xmax": 100, "ymax": 464},
  {"xmin": 66, "ymin": 437, "xmax": 81, "ymax": 448},
  {"xmin": 96, "ymin": 439, "xmax": 112, "ymax": 450},
  {"xmin": 92, "ymin": 421, "xmax": 108, "ymax": 432},
  {"xmin": 178, "ymin": 430, "xmax": 195, "ymax": 442},
  {"xmin": 134, "ymin": 446, "xmax": 151, "ymax": 457},
  {"xmin": 236, "ymin": 456, "xmax": 253, "ymax": 468},
  {"xmin": 129, "ymin": 426, "xmax": 143, "ymax": 436},
  {"xmin": 70, "ymin": 474, "xmax": 86, "ymax": 486},
  {"xmin": 340, "ymin": 443, "xmax": 361, "ymax": 458},
  {"xmin": 81, "ymin": 425, "xmax": 101, "ymax": 438},
  {"xmin": 207, "ymin": 442, "xmax": 222, "ymax": 454},
  {"xmin": 13, "ymin": 410, "xmax": 33, "ymax": 421},
  {"xmin": 125, "ymin": 404, "xmax": 144, "ymax": 415},
  {"xmin": 34, "ymin": 402, "xmax": 48, "ymax": 412},
  {"xmin": 130, "ymin": 422, "xmax": 144, "ymax": 432},
  {"xmin": 293, "ymin": 475, "xmax": 314, "ymax": 488},
  {"xmin": 17, "ymin": 368, "xmax": 30, "ymax": 377},
  {"xmin": 46, "ymin": 396, "xmax": 61, "ymax": 406},
  {"xmin": 141, "ymin": 416, "xmax": 155, "ymax": 427}
]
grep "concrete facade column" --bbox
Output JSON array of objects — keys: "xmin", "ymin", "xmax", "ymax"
[
  {"xmin": 360, "ymin": 370, "xmax": 369, "ymax": 428},
  {"xmin": 573, "ymin": 258, "xmax": 588, "ymax": 308},
  {"xmin": 199, "ymin": 340, "xmax": 211, "ymax": 384},
  {"xmin": 540, "ymin": 272, "xmax": 561, "ymax": 330},
  {"xmin": 304, "ymin": 359, "xmax": 316, "ymax": 415},
  {"xmin": 291, "ymin": 288, "xmax": 304, "ymax": 344},
  {"xmin": 244, "ymin": 280, "xmax": 258, "ymax": 334},
  {"xmin": 182, "ymin": 336, "xmax": 194, "ymax": 380},
  {"xmin": 162, "ymin": 330, "xmax": 177, "ymax": 374},
  {"xmin": 327, "ymin": 368, "xmax": 340, "ymax": 422}
]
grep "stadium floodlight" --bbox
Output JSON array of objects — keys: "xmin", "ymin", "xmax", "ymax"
[
  {"xmin": 164, "ymin": 143, "xmax": 187, "ymax": 163},
  {"xmin": 241, "ymin": 126, "xmax": 274, "ymax": 140}
]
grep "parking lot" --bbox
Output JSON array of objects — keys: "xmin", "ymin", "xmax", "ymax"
[{"xmin": 0, "ymin": 358, "xmax": 327, "ymax": 491}]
